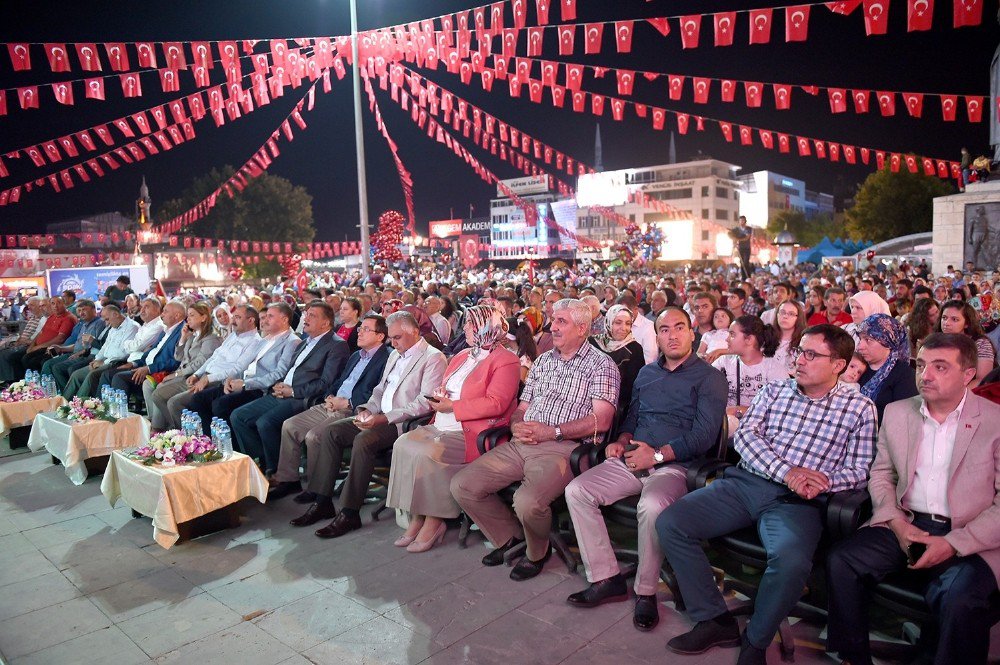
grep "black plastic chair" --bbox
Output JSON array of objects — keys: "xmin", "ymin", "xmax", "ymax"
[{"xmin": 369, "ymin": 413, "xmax": 432, "ymax": 521}]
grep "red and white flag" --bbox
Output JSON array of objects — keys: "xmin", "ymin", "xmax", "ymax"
[
  {"xmin": 84, "ymin": 77, "xmax": 105, "ymax": 100},
  {"xmin": 907, "ymin": 0, "xmax": 934, "ymax": 30},
  {"xmin": 7, "ymin": 43, "xmax": 31, "ymax": 71},
  {"xmin": 966, "ymin": 95, "xmax": 984, "ymax": 122},
  {"xmin": 719, "ymin": 122, "xmax": 734, "ymax": 142},
  {"xmin": 748, "ymin": 9, "xmax": 773, "ymax": 44},
  {"xmin": 75, "ymin": 130, "xmax": 96, "ymax": 151},
  {"xmin": 43, "ymin": 44, "xmax": 71, "ymax": 72},
  {"xmin": 616, "ymin": 70, "xmax": 635, "ymax": 95},
  {"xmin": 760, "ymin": 130, "xmax": 774, "ymax": 149},
  {"xmin": 647, "ymin": 18, "xmax": 670, "ymax": 37},
  {"xmin": 162, "ymin": 42, "xmax": 187, "ymax": 69},
  {"xmin": 852, "ymin": 89, "xmax": 870, "ymax": 113},
  {"xmin": 527, "ymin": 27, "xmax": 544, "ymax": 56},
  {"xmin": 679, "ymin": 15, "xmax": 702, "ymax": 49},
  {"xmin": 75, "ymin": 43, "xmax": 101, "ymax": 71},
  {"xmin": 52, "ymin": 82, "xmax": 74, "ymax": 105},
  {"xmin": 903, "ymin": 92, "xmax": 924, "ymax": 117},
  {"xmin": 744, "ymin": 82, "xmax": 763, "ymax": 107},
  {"xmin": 160, "ymin": 69, "xmax": 180, "ymax": 93},
  {"xmin": 828, "ymin": 88, "xmax": 847, "ymax": 113},
  {"xmin": 693, "ymin": 78, "xmax": 711, "ymax": 103},
  {"xmin": 785, "ymin": 6, "xmax": 810, "ymax": 41},
  {"xmin": 714, "ymin": 12, "xmax": 736, "ymax": 46},
  {"xmin": 557, "ymin": 25, "xmax": 575, "ymax": 55},
  {"xmin": 615, "ymin": 21, "xmax": 634, "ymax": 53},
  {"xmin": 17, "ymin": 86, "xmax": 39, "ymax": 110},
  {"xmin": 104, "ymin": 43, "xmax": 129, "ymax": 71},
  {"xmin": 954, "ymin": 0, "xmax": 983, "ymax": 27},
  {"xmin": 773, "ymin": 84, "xmax": 792, "ymax": 109},
  {"xmin": 876, "ymin": 91, "xmax": 896, "ymax": 115},
  {"xmin": 136, "ymin": 42, "xmax": 157, "ymax": 68},
  {"xmin": 584, "ymin": 23, "xmax": 604, "ymax": 54},
  {"xmin": 121, "ymin": 73, "xmax": 142, "ymax": 98},
  {"xmin": 863, "ymin": 0, "xmax": 890, "ymax": 34},
  {"xmin": 535, "ymin": 0, "xmax": 550, "ymax": 24},
  {"xmin": 940, "ymin": 94, "xmax": 958, "ymax": 120},
  {"xmin": 720, "ymin": 79, "xmax": 736, "ymax": 102},
  {"xmin": 561, "ymin": 0, "xmax": 576, "ymax": 21},
  {"xmin": 668, "ymin": 75, "xmax": 684, "ymax": 100}
]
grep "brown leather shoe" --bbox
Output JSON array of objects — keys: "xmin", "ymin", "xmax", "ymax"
[
  {"xmin": 315, "ymin": 512, "xmax": 362, "ymax": 539},
  {"xmin": 289, "ymin": 502, "xmax": 336, "ymax": 527}
]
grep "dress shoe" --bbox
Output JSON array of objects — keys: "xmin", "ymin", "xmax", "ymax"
[
  {"xmin": 666, "ymin": 614, "xmax": 741, "ymax": 654},
  {"xmin": 267, "ymin": 481, "xmax": 302, "ymax": 501},
  {"xmin": 293, "ymin": 490, "xmax": 318, "ymax": 505},
  {"xmin": 289, "ymin": 502, "xmax": 336, "ymax": 527},
  {"xmin": 509, "ymin": 546, "xmax": 552, "ymax": 581},
  {"xmin": 481, "ymin": 537, "xmax": 524, "ymax": 567},
  {"xmin": 394, "ymin": 534, "xmax": 417, "ymax": 547},
  {"xmin": 407, "ymin": 522, "xmax": 447, "ymax": 553},
  {"xmin": 736, "ymin": 632, "xmax": 767, "ymax": 665},
  {"xmin": 315, "ymin": 511, "xmax": 362, "ymax": 539},
  {"xmin": 633, "ymin": 594, "xmax": 659, "ymax": 631},
  {"xmin": 566, "ymin": 574, "xmax": 628, "ymax": 607}
]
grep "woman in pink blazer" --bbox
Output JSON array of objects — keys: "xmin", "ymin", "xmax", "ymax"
[{"xmin": 386, "ymin": 305, "xmax": 521, "ymax": 553}]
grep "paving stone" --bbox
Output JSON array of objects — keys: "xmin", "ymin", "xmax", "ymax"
[
  {"xmin": 154, "ymin": 620, "xmax": 296, "ymax": 665},
  {"xmin": 0, "ymin": 596, "xmax": 111, "ymax": 659}
]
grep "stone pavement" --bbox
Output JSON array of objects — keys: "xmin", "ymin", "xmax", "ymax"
[{"xmin": 0, "ymin": 449, "xmax": 996, "ymax": 664}]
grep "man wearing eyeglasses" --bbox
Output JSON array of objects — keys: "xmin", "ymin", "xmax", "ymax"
[{"xmin": 657, "ymin": 324, "xmax": 877, "ymax": 664}]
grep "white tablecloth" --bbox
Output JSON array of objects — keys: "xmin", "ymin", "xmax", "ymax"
[
  {"xmin": 28, "ymin": 412, "xmax": 150, "ymax": 485},
  {"xmin": 0, "ymin": 397, "xmax": 65, "ymax": 438},
  {"xmin": 100, "ymin": 451, "xmax": 268, "ymax": 549}
]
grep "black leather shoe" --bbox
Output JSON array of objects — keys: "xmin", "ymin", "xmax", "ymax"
[
  {"xmin": 666, "ymin": 614, "xmax": 741, "ymax": 654},
  {"xmin": 481, "ymin": 537, "xmax": 524, "ymax": 567},
  {"xmin": 293, "ymin": 490, "xmax": 318, "ymax": 504},
  {"xmin": 315, "ymin": 511, "xmax": 362, "ymax": 538},
  {"xmin": 289, "ymin": 502, "xmax": 336, "ymax": 527},
  {"xmin": 566, "ymin": 574, "xmax": 629, "ymax": 607},
  {"xmin": 633, "ymin": 594, "xmax": 659, "ymax": 631},
  {"xmin": 267, "ymin": 481, "xmax": 302, "ymax": 501},
  {"xmin": 736, "ymin": 632, "xmax": 767, "ymax": 665},
  {"xmin": 509, "ymin": 546, "xmax": 552, "ymax": 581}
]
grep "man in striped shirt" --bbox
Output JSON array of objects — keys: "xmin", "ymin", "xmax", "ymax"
[{"xmin": 657, "ymin": 324, "xmax": 877, "ymax": 664}]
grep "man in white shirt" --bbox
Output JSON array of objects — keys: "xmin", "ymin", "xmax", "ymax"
[
  {"xmin": 117, "ymin": 298, "xmax": 167, "ymax": 369},
  {"xmin": 826, "ymin": 333, "xmax": 1000, "ymax": 665},
  {"xmin": 63, "ymin": 305, "xmax": 140, "ymax": 398},
  {"xmin": 106, "ymin": 301, "xmax": 186, "ymax": 399},
  {"xmin": 617, "ymin": 294, "xmax": 658, "ymax": 364},
  {"xmin": 424, "ymin": 296, "xmax": 451, "ymax": 344}
]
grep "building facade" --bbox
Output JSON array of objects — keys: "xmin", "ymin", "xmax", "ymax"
[{"xmin": 738, "ymin": 171, "xmax": 835, "ymax": 228}]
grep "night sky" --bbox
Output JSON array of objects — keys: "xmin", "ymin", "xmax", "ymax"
[{"xmin": 0, "ymin": 0, "xmax": 996, "ymax": 242}]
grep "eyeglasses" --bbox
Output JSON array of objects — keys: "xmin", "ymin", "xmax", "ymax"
[
  {"xmin": 791, "ymin": 347, "xmax": 834, "ymax": 361},
  {"xmin": 358, "ymin": 326, "xmax": 378, "ymax": 334}
]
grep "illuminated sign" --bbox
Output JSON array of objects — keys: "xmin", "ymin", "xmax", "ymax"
[
  {"xmin": 428, "ymin": 220, "xmax": 463, "ymax": 238},
  {"xmin": 497, "ymin": 175, "xmax": 550, "ymax": 196},
  {"xmin": 576, "ymin": 171, "xmax": 628, "ymax": 207}
]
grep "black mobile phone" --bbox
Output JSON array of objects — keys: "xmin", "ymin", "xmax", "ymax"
[
  {"xmin": 907, "ymin": 542, "xmax": 927, "ymax": 566},
  {"xmin": 622, "ymin": 443, "xmax": 639, "ymax": 456},
  {"xmin": 423, "ymin": 394, "xmax": 440, "ymax": 402}
]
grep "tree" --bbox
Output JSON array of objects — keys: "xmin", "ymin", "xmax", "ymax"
[
  {"xmin": 159, "ymin": 166, "xmax": 315, "ymax": 243},
  {"xmin": 766, "ymin": 210, "xmax": 843, "ymax": 248},
  {"xmin": 844, "ymin": 166, "xmax": 954, "ymax": 242}
]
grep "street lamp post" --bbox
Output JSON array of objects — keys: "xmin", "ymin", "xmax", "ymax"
[{"xmin": 349, "ymin": 0, "xmax": 371, "ymax": 277}]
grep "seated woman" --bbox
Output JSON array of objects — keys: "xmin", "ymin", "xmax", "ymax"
[
  {"xmin": 712, "ymin": 315, "xmax": 786, "ymax": 435},
  {"xmin": 213, "ymin": 303, "xmax": 232, "ymax": 340},
  {"xmin": 589, "ymin": 304, "xmax": 646, "ymax": 436},
  {"xmin": 769, "ymin": 300, "xmax": 807, "ymax": 376},
  {"xmin": 504, "ymin": 316, "xmax": 538, "ymax": 383},
  {"xmin": 905, "ymin": 297, "xmax": 940, "ymax": 358},
  {"xmin": 385, "ymin": 305, "xmax": 520, "ymax": 552},
  {"xmin": 842, "ymin": 291, "xmax": 890, "ymax": 345},
  {"xmin": 938, "ymin": 299, "xmax": 996, "ymax": 386},
  {"xmin": 336, "ymin": 296, "xmax": 362, "ymax": 352},
  {"xmin": 857, "ymin": 313, "xmax": 918, "ymax": 422},
  {"xmin": 144, "ymin": 301, "xmax": 221, "ymax": 431}
]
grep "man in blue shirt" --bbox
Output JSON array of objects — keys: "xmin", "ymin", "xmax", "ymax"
[{"xmin": 34, "ymin": 299, "xmax": 105, "ymax": 377}]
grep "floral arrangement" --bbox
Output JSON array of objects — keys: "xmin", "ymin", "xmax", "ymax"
[
  {"xmin": 55, "ymin": 397, "xmax": 117, "ymax": 423},
  {"xmin": 0, "ymin": 381, "xmax": 47, "ymax": 403},
  {"xmin": 127, "ymin": 430, "xmax": 221, "ymax": 467}
]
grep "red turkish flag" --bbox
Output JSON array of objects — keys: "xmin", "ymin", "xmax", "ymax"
[
  {"xmin": 902, "ymin": 92, "xmax": 924, "ymax": 117},
  {"xmin": 828, "ymin": 88, "xmax": 847, "ymax": 113},
  {"xmin": 159, "ymin": 69, "xmax": 180, "ymax": 93},
  {"xmin": 693, "ymin": 78, "xmax": 711, "ymax": 103},
  {"xmin": 51, "ymin": 82, "xmax": 74, "ymax": 105},
  {"xmin": 511, "ymin": 0, "xmax": 527, "ymax": 29},
  {"xmin": 785, "ymin": 6, "xmax": 810, "ymax": 41},
  {"xmin": 591, "ymin": 94, "xmax": 605, "ymax": 116},
  {"xmin": 25, "ymin": 146, "xmax": 45, "ymax": 166},
  {"xmin": 584, "ymin": 24, "xmax": 604, "ymax": 54},
  {"xmin": 150, "ymin": 105, "xmax": 167, "ymax": 130},
  {"xmin": 936, "ymin": 160, "xmax": 949, "ymax": 177},
  {"xmin": 748, "ymin": 9, "xmax": 773, "ymax": 44},
  {"xmin": 529, "ymin": 80, "xmax": 543, "ymax": 103},
  {"xmin": 829, "ymin": 143, "xmax": 841, "ymax": 161},
  {"xmin": 852, "ymin": 89, "xmax": 870, "ymax": 113},
  {"xmin": 131, "ymin": 111, "xmax": 151, "ymax": 135},
  {"xmin": 58, "ymin": 136, "xmax": 78, "ymax": 158},
  {"xmin": 17, "ymin": 86, "xmax": 39, "ymax": 110},
  {"xmin": 84, "ymin": 77, "xmax": 105, "ymax": 100},
  {"xmin": 778, "ymin": 134, "xmax": 791, "ymax": 153},
  {"xmin": 558, "ymin": 25, "xmax": 575, "ymax": 55},
  {"xmin": 719, "ymin": 122, "xmax": 733, "ymax": 142},
  {"xmin": 904, "ymin": 155, "xmax": 918, "ymax": 173},
  {"xmin": 539, "ymin": 60, "xmax": 556, "ymax": 86},
  {"xmin": 136, "ymin": 42, "xmax": 157, "ymax": 68},
  {"xmin": 760, "ymin": 130, "xmax": 774, "ymax": 149},
  {"xmin": 162, "ymin": 42, "xmax": 187, "ymax": 69},
  {"xmin": 863, "ymin": 0, "xmax": 890, "ymax": 34},
  {"xmin": 527, "ymin": 27, "xmax": 544, "ymax": 56},
  {"xmin": 647, "ymin": 18, "xmax": 670, "ymax": 37},
  {"xmin": 501, "ymin": 29, "xmax": 517, "ymax": 58},
  {"xmin": 679, "ymin": 15, "xmax": 702, "ymax": 49},
  {"xmin": 672, "ymin": 113, "xmax": 687, "ymax": 134},
  {"xmin": 93, "ymin": 124, "xmax": 114, "ymax": 145},
  {"xmin": 508, "ymin": 76, "xmax": 522, "ymax": 98},
  {"xmin": 744, "ymin": 82, "xmax": 763, "ymax": 107},
  {"xmin": 565, "ymin": 64, "xmax": 583, "ymax": 91},
  {"xmin": 611, "ymin": 98, "xmax": 625, "ymax": 121},
  {"xmin": 922, "ymin": 157, "xmax": 935, "ymax": 175},
  {"xmin": 536, "ymin": 0, "xmax": 550, "ymax": 24},
  {"xmin": 550, "ymin": 85, "xmax": 565, "ymax": 107},
  {"xmin": 75, "ymin": 43, "xmax": 101, "ymax": 71},
  {"xmin": 610, "ymin": 21, "xmax": 633, "ymax": 54},
  {"xmin": 844, "ymin": 145, "xmax": 857, "ymax": 163},
  {"xmin": 616, "ymin": 70, "xmax": 635, "ymax": 95},
  {"xmin": 940, "ymin": 94, "xmax": 958, "ymax": 120},
  {"xmin": 739, "ymin": 126, "xmax": 753, "ymax": 145},
  {"xmin": 113, "ymin": 118, "xmax": 135, "ymax": 138},
  {"xmin": 104, "ymin": 42, "xmax": 129, "ymax": 71},
  {"xmin": 966, "ymin": 95, "xmax": 984, "ymax": 122},
  {"xmin": 773, "ymin": 84, "xmax": 792, "ymax": 109},
  {"xmin": 43, "ymin": 44, "xmax": 71, "ymax": 72},
  {"xmin": 714, "ymin": 12, "xmax": 737, "ymax": 46},
  {"xmin": 561, "ymin": 0, "xmax": 576, "ymax": 21},
  {"xmin": 652, "ymin": 108, "xmax": 666, "ymax": 130},
  {"xmin": 907, "ymin": 0, "xmax": 934, "ymax": 30},
  {"xmin": 7, "ymin": 44, "xmax": 31, "ymax": 71},
  {"xmin": 797, "ymin": 137, "xmax": 811, "ymax": 156},
  {"xmin": 75, "ymin": 130, "xmax": 96, "ymax": 151},
  {"xmin": 668, "ymin": 75, "xmax": 684, "ymax": 101},
  {"xmin": 720, "ymin": 80, "xmax": 736, "ymax": 102},
  {"xmin": 826, "ymin": 0, "xmax": 863, "ymax": 14},
  {"xmin": 193, "ymin": 65, "xmax": 210, "ymax": 87},
  {"xmin": 120, "ymin": 73, "xmax": 142, "ymax": 97},
  {"xmin": 42, "ymin": 141, "xmax": 61, "ymax": 162},
  {"xmin": 876, "ymin": 91, "xmax": 896, "ymax": 115},
  {"xmin": 168, "ymin": 100, "xmax": 186, "ymax": 124},
  {"xmin": 571, "ymin": 91, "xmax": 586, "ymax": 113},
  {"xmin": 954, "ymin": 0, "xmax": 983, "ymax": 26}
]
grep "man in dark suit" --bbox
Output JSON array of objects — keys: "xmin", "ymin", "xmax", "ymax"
[
  {"xmin": 268, "ymin": 314, "xmax": 390, "ymax": 502},
  {"xmin": 107, "ymin": 301, "xmax": 186, "ymax": 400},
  {"xmin": 230, "ymin": 301, "xmax": 349, "ymax": 475}
]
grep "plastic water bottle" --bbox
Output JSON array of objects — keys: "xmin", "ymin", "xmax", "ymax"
[
  {"xmin": 101, "ymin": 384, "xmax": 110, "ymax": 403},
  {"xmin": 189, "ymin": 410, "xmax": 202, "ymax": 437},
  {"xmin": 25, "ymin": 370, "xmax": 36, "ymax": 386},
  {"xmin": 217, "ymin": 422, "xmax": 233, "ymax": 459},
  {"xmin": 42, "ymin": 374, "xmax": 54, "ymax": 397}
]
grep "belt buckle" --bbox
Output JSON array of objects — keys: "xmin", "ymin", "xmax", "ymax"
[{"xmin": 929, "ymin": 513, "xmax": 948, "ymax": 524}]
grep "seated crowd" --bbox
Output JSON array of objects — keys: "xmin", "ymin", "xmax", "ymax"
[{"xmin": 2, "ymin": 264, "xmax": 999, "ymax": 665}]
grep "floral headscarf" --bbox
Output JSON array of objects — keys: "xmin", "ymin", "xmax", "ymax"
[
  {"xmin": 858, "ymin": 313, "xmax": 909, "ymax": 401},
  {"xmin": 594, "ymin": 304, "xmax": 636, "ymax": 353},
  {"xmin": 463, "ymin": 304, "xmax": 509, "ymax": 356}
]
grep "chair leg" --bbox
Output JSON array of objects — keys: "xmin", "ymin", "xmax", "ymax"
[
  {"xmin": 457, "ymin": 513, "xmax": 483, "ymax": 549},
  {"xmin": 660, "ymin": 564, "xmax": 686, "ymax": 613},
  {"xmin": 371, "ymin": 499, "xmax": 387, "ymax": 521},
  {"xmin": 777, "ymin": 620, "xmax": 795, "ymax": 662},
  {"xmin": 550, "ymin": 529, "xmax": 579, "ymax": 574}
]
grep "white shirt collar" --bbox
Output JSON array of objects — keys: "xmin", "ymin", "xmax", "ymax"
[{"xmin": 919, "ymin": 390, "xmax": 968, "ymax": 424}]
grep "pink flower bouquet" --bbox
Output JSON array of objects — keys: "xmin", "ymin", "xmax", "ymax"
[
  {"xmin": 127, "ymin": 429, "xmax": 221, "ymax": 467},
  {"xmin": 0, "ymin": 381, "xmax": 47, "ymax": 403},
  {"xmin": 56, "ymin": 397, "xmax": 116, "ymax": 423}
]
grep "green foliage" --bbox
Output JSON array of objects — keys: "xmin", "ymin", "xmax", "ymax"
[
  {"xmin": 766, "ymin": 210, "xmax": 843, "ymax": 248},
  {"xmin": 844, "ymin": 166, "xmax": 954, "ymax": 243},
  {"xmin": 243, "ymin": 259, "xmax": 281, "ymax": 280},
  {"xmin": 159, "ymin": 166, "xmax": 315, "ymax": 243}
]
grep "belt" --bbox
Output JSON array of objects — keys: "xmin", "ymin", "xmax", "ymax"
[{"xmin": 912, "ymin": 511, "xmax": 951, "ymax": 526}]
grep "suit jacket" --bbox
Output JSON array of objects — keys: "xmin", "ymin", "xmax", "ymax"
[
  {"xmin": 286, "ymin": 331, "xmax": 349, "ymax": 406},
  {"xmin": 244, "ymin": 329, "xmax": 302, "ymax": 391},
  {"xmin": 869, "ymin": 394, "xmax": 1000, "ymax": 583},
  {"xmin": 362, "ymin": 338, "xmax": 448, "ymax": 434},
  {"xmin": 436, "ymin": 346, "xmax": 521, "ymax": 462},
  {"xmin": 139, "ymin": 324, "xmax": 183, "ymax": 374},
  {"xmin": 173, "ymin": 332, "xmax": 222, "ymax": 377},
  {"xmin": 324, "ymin": 344, "xmax": 391, "ymax": 409}
]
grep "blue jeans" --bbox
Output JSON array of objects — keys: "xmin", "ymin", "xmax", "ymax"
[
  {"xmin": 230, "ymin": 393, "xmax": 306, "ymax": 473},
  {"xmin": 656, "ymin": 466, "xmax": 823, "ymax": 649}
]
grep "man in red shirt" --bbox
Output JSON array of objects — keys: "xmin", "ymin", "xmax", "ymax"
[
  {"xmin": 18, "ymin": 296, "xmax": 77, "ymax": 377},
  {"xmin": 807, "ymin": 287, "xmax": 852, "ymax": 327}
]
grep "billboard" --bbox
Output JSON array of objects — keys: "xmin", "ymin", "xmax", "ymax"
[
  {"xmin": 576, "ymin": 171, "xmax": 629, "ymax": 207},
  {"xmin": 428, "ymin": 219, "xmax": 463, "ymax": 239},
  {"xmin": 497, "ymin": 175, "xmax": 549, "ymax": 197},
  {"xmin": 46, "ymin": 265, "xmax": 150, "ymax": 302}
]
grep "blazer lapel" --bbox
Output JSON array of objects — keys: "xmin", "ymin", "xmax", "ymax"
[
  {"xmin": 948, "ymin": 394, "xmax": 980, "ymax": 483},
  {"xmin": 395, "ymin": 342, "xmax": 426, "ymax": 384},
  {"xmin": 903, "ymin": 398, "xmax": 923, "ymax": 492}
]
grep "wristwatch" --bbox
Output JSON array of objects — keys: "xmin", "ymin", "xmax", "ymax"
[
  {"xmin": 554, "ymin": 425, "xmax": 564, "ymax": 441},
  {"xmin": 653, "ymin": 450, "xmax": 665, "ymax": 464}
]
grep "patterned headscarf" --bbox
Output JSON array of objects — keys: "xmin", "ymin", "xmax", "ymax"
[
  {"xmin": 594, "ymin": 304, "xmax": 636, "ymax": 354},
  {"xmin": 464, "ymin": 304, "xmax": 509, "ymax": 356},
  {"xmin": 858, "ymin": 313, "xmax": 909, "ymax": 401}
]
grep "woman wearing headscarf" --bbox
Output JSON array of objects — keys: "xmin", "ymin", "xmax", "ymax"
[
  {"xmin": 212, "ymin": 303, "xmax": 232, "ymax": 340},
  {"xmin": 856, "ymin": 313, "xmax": 919, "ymax": 422},
  {"xmin": 843, "ymin": 291, "xmax": 891, "ymax": 344},
  {"xmin": 589, "ymin": 304, "xmax": 646, "ymax": 435},
  {"xmin": 386, "ymin": 304, "xmax": 521, "ymax": 553}
]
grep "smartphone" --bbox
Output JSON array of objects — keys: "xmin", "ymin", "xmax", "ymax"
[
  {"xmin": 621, "ymin": 443, "xmax": 639, "ymax": 457},
  {"xmin": 907, "ymin": 542, "xmax": 927, "ymax": 566},
  {"xmin": 423, "ymin": 394, "xmax": 440, "ymax": 402}
]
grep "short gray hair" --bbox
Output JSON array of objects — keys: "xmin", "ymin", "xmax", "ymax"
[
  {"xmin": 77, "ymin": 299, "xmax": 96, "ymax": 309},
  {"xmin": 553, "ymin": 298, "xmax": 592, "ymax": 327},
  {"xmin": 386, "ymin": 310, "xmax": 419, "ymax": 332},
  {"xmin": 102, "ymin": 304, "xmax": 122, "ymax": 316}
]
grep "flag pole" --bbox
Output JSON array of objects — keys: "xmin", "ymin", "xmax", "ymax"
[{"xmin": 350, "ymin": 0, "xmax": 371, "ymax": 278}]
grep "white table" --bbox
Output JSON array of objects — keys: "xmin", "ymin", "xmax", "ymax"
[
  {"xmin": 28, "ymin": 412, "xmax": 150, "ymax": 485},
  {"xmin": 0, "ymin": 396, "xmax": 65, "ymax": 441},
  {"xmin": 100, "ymin": 450, "xmax": 268, "ymax": 548}
]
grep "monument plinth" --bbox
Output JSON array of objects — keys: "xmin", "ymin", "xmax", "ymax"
[{"xmin": 933, "ymin": 181, "xmax": 1000, "ymax": 272}]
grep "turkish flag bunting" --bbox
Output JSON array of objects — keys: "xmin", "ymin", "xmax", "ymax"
[
  {"xmin": 760, "ymin": 130, "xmax": 774, "ymax": 149},
  {"xmin": 529, "ymin": 80, "xmax": 543, "ymax": 103},
  {"xmin": 151, "ymin": 105, "xmax": 167, "ymax": 130},
  {"xmin": 103, "ymin": 43, "xmax": 129, "ymax": 71},
  {"xmin": 778, "ymin": 133, "xmax": 791, "ymax": 153},
  {"xmin": 903, "ymin": 92, "xmax": 924, "ymax": 117},
  {"xmin": 922, "ymin": 157, "xmax": 936, "ymax": 175},
  {"xmin": 634, "ymin": 103, "xmax": 646, "ymax": 117},
  {"xmin": 744, "ymin": 82, "xmax": 763, "ymax": 107},
  {"xmin": 93, "ymin": 124, "xmax": 114, "ymax": 145},
  {"xmin": 739, "ymin": 126, "xmax": 753, "ymax": 145},
  {"xmin": 43, "ymin": 44, "xmax": 71, "ymax": 72},
  {"xmin": 907, "ymin": 0, "xmax": 935, "ymax": 30},
  {"xmin": 714, "ymin": 12, "xmax": 737, "ymax": 46},
  {"xmin": 131, "ymin": 111, "xmax": 152, "ymax": 134},
  {"xmin": 550, "ymin": 85, "xmax": 565, "ymax": 107},
  {"xmin": 877, "ymin": 151, "xmax": 887, "ymax": 169},
  {"xmin": 189, "ymin": 41, "xmax": 211, "ymax": 69},
  {"xmin": 508, "ymin": 76, "xmax": 522, "ymax": 98},
  {"xmin": 84, "ymin": 77, "xmax": 105, "ymax": 100},
  {"xmin": 748, "ymin": 9, "xmax": 773, "ymax": 44},
  {"xmin": 160, "ymin": 69, "xmax": 180, "ymax": 93},
  {"xmin": 647, "ymin": 18, "xmax": 670, "ymax": 37},
  {"xmin": 905, "ymin": 155, "xmax": 918, "ymax": 173},
  {"xmin": 540, "ymin": 60, "xmax": 556, "ymax": 86},
  {"xmin": 75, "ymin": 130, "xmax": 96, "ymax": 151},
  {"xmin": 844, "ymin": 145, "xmax": 857, "ymax": 163},
  {"xmin": 797, "ymin": 137, "xmax": 811, "ymax": 156},
  {"xmin": 591, "ymin": 94, "xmax": 605, "ymax": 116},
  {"xmin": 73, "ymin": 164, "xmax": 90, "ymax": 182},
  {"xmin": 61, "ymin": 171, "xmax": 74, "ymax": 189},
  {"xmin": 826, "ymin": 0, "xmax": 863, "ymax": 14},
  {"xmin": 611, "ymin": 98, "xmax": 625, "ymax": 121},
  {"xmin": 52, "ymin": 82, "xmax": 74, "ymax": 105},
  {"xmin": 58, "ymin": 136, "xmax": 78, "ymax": 157},
  {"xmin": 571, "ymin": 91, "xmax": 586, "ymax": 113},
  {"xmin": 720, "ymin": 80, "xmax": 736, "ymax": 102},
  {"xmin": 675, "ymin": 113, "xmax": 689, "ymax": 134},
  {"xmin": 561, "ymin": 0, "xmax": 576, "ymax": 21},
  {"xmin": 876, "ymin": 91, "xmax": 896, "ymax": 115},
  {"xmin": 512, "ymin": 0, "xmax": 527, "ymax": 28},
  {"xmin": 25, "ymin": 146, "xmax": 44, "ymax": 167},
  {"xmin": 42, "ymin": 141, "xmax": 61, "ymax": 163},
  {"xmin": 558, "ymin": 25, "xmax": 575, "ymax": 55},
  {"xmin": 136, "ymin": 42, "xmax": 157, "ymax": 68},
  {"xmin": 785, "ymin": 6, "xmax": 810, "ymax": 41},
  {"xmin": 652, "ymin": 108, "xmax": 666, "ymax": 130},
  {"xmin": 193, "ymin": 65, "xmax": 210, "ymax": 87},
  {"xmin": 828, "ymin": 88, "xmax": 847, "ymax": 113},
  {"xmin": 954, "ymin": 0, "xmax": 983, "ymax": 26},
  {"xmin": 940, "ymin": 94, "xmax": 958, "ymax": 120},
  {"xmin": 679, "ymin": 15, "xmax": 702, "ymax": 49},
  {"xmin": 863, "ymin": 0, "xmax": 890, "ymax": 34},
  {"xmin": 719, "ymin": 122, "xmax": 733, "ymax": 142},
  {"xmin": 966, "ymin": 95, "xmax": 984, "ymax": 122},
  {"xmin": 120, "ymin": 73, "xmax": 142, "ymax": 97},
  {"xmin": 113, "ymin": 118, "xmax": 135, "ymax": 138},
  {"xmin": 18, "ymin": 87, "xmax": 39, "ymax": 110},
  {"xmin": 693, "ymin": 78, "xmax": 711, "ymax": 103},
  {"xmin": 168, "ymin": 100, "xmax": 187, "ymax": 124},
  {"xmin": 565, "ymin": 63, "xmax": 583, "ymax": 91},
  {"xmin": 616, "ymin": 70, "xmax": 635, "ymax": 95},
  {"xmin": 615, "ymin": 21, "xmax": 634, "ymax": 53},
  {"xmin": 527, "ymin": 27, "xmax": 544, "ymax": 56},
  {"xmin": 852, "ymin": 89, "xmax": 870, "ymax": 113},
  {"xmin": 7, "ymin": 44, "xmax": 31, "ymax": 71},
  {"xmin": 535, "ymin": 0, "xmax": 550, "ymax": 24},
  {"xmin": 936, "ymin": 160, "xmax": 949, "ymax": 177},
  {"xmin": 668, "ymin": 75, "xmax": 684, "ymax": 101},
  {"xmin": 501, "ymin": 29, "xmax": 517, "ymax": 59},
  {"xmin": 829, "ymin": 143, "xmax": 841, "ymax": 161},
  {"xmin": 75, "ymin": 44, "xmax": 101, "ymax": 71},
  {"xmin": 162, "ymin": 42, "xmax": 187, "ymax": 69},
  {"xmin": 773, "ymin": 84, "xmax": 792, "ymax": 109}
]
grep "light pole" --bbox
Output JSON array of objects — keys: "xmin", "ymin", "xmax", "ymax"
[{"xmin": 349, "ymin": 0, "xmax": 371, "ymax": 277}]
